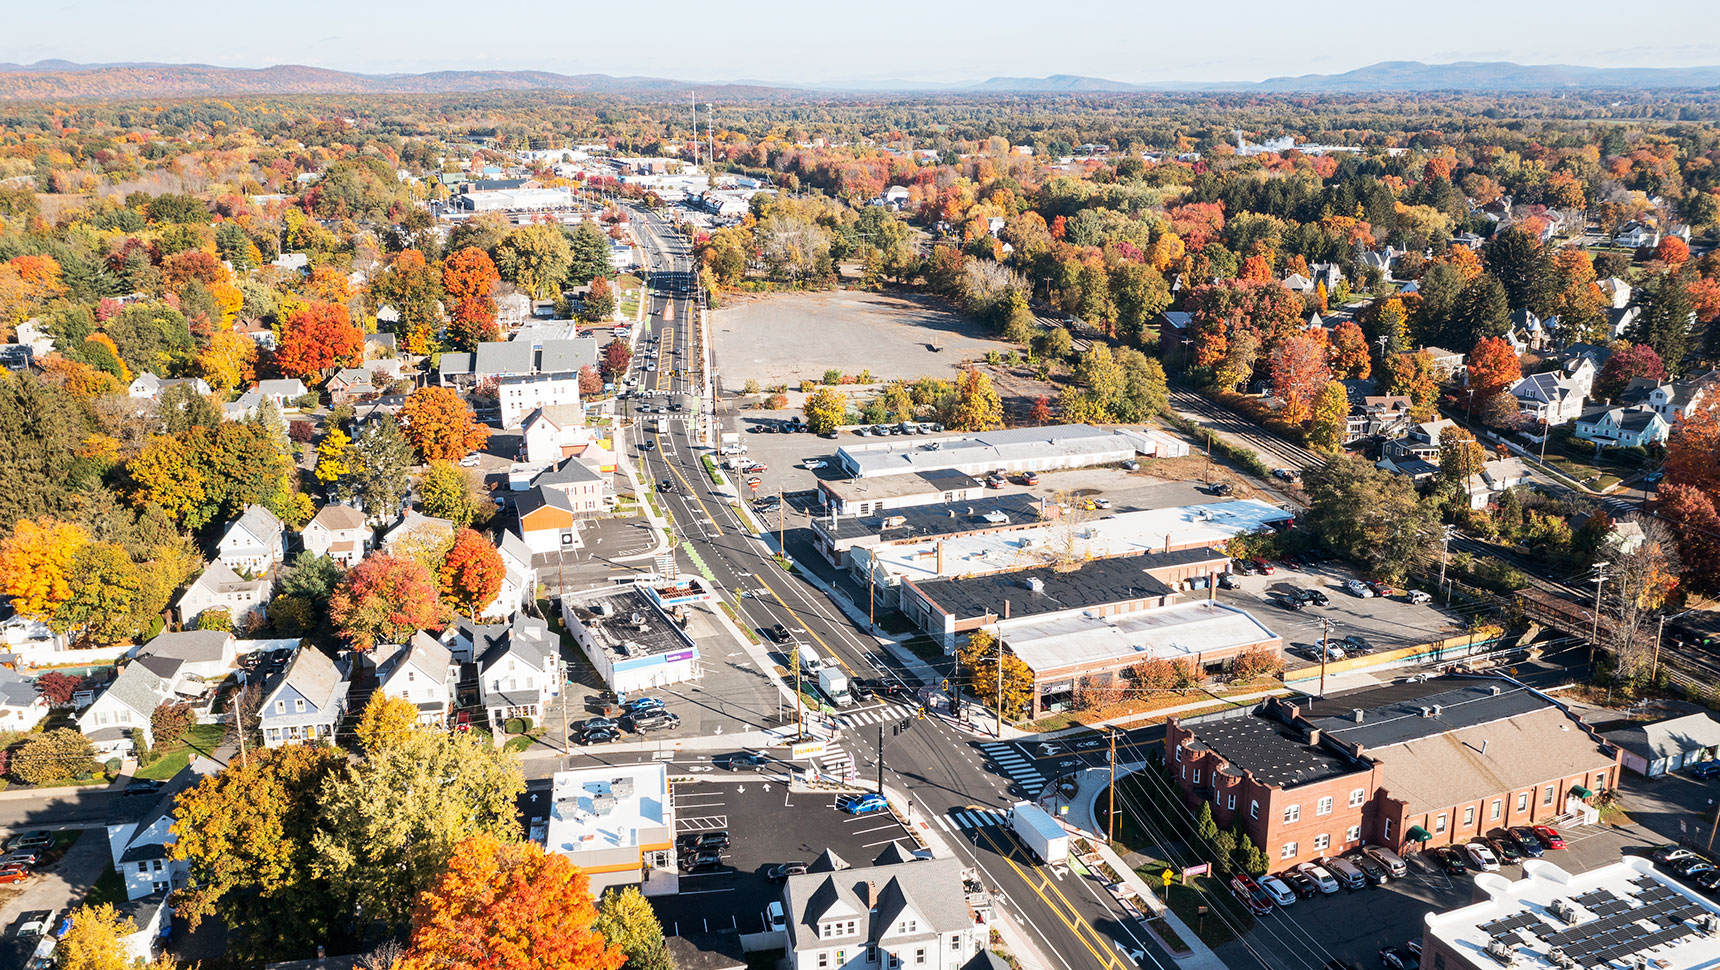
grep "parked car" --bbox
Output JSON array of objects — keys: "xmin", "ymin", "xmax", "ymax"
[
  {"xmin": 1654, "ymin": 844, "xmax": 1698, "ymax": 864},
  {"xmin": 1294, "ymin": 862, "xmax": 1341, "ymax": 894},
  {"xmin": 1018, "ymin": 472, "xmax": 1040, "ymax": 486},
  {"xmin": 1273, "ymin": 468, "xmax": 1300, "ymax": 481},
  {"xmin": 1229, "ymin": 874, "xmax": 1274, "ymax": 915},
  {"xmin": 1691, "ymin": 762, "xmax": 1720, "ymax": 780},
  {"xmin": 1281, "ymin": 870, "xmax": 1319, "ymax": 898},
  {"xmin": 1433, "ymin": 846, "xmax": 1469, "ymax": 875},
  {"xmin": 1312, "ymin": 639, "xmax": 1346, "ymax": 661},
  {"xmin": 5, "ymin": 833, "xmax": 51, "ymax": 852},
  {"xmin": 1343, "ymin": 635, "xmax": 1376, "ymax": 655},
  {"xmin": 683, "ymin": 852, "xmax": 724, "ymax": 873},
  {"xmin": 0, "ymin": 852, "xmax": 38, "ymax": 869},
  {"xmin": 1366, "ymin": 580, "xmax": 1396, "ymax": 597},
  {"xmin": 1349, "ymin": 852, "xmax": 1389, "ymax": 884},
  {"xmin": 580, "ymin": 728, "xmax": 621, "ymax": 745},
  {"xmin": 1406, "ymin": 590, "xmax": 1433, "ymax": 605},
  {"xmin": 742, "ymin": 462, "xmax": 768, "ymax": 473},
  {"xmin": 581, "ymin": 717, "xmax": 619, "ymax": 733},
  {"xmin": 985, "ymin": 476, "xmax": 1005, "ymax": 489},
  {"xmin": 457, "ymin": 454, "xmax": 481, "ymax": 467},
  {"xmin": 1345, "ymin": 579, "xmax": 1375, "ymax": 598},
  {"xmin": 1362, "ymin": 846, "xmax": 1408, "ymax": 877},
  {"xmin": 1218, "ymin": 573, "xmax": 1242, "ymax": 590},
  {"xmin": 1507, "ymin": 826, "xmax": 1546, "ymax": 857},
  {"xmin": 1380, "ymin": 947, "xmax": 1419, "ymax": 970},
  {"xmin": 768, "ymin": 862, "xmax": 809, "ymax": 883},
  {"xmin": 1671, "ymin": 856, "xmax": 1716, "ymax": 878},
  {"xmin": 1487, "ymin": 837, "xmax": 1522, "ymax": 864},
  {"xmin": 1121, "ymin": 460, "xmax": 1139, "ymax": 471},
  {"xmin": 842, "ymin": 793, "xmax": 889, "ymax": 815},
  {"xmin": 1250, "ymin": 557, "xmax": 1274, "ymax": 575},
  {"xmin": 1234, "ymin": 559, "xmax": 1259, "ymax": 576},
  {"xmin": 1206, "ymin": 482, "xmax": 1234, "ymax": 496},
  {"xmin": 15, "ymin": 911, "xmax": 51, "ymax": 938},
  {"xmin": 1272, "ymin": 595, "xmax": 1305, "ymax": 612},
  {"xmin": 1258, "ymin": 874, "xmax": 1297, "ymax": 906},
  {"xmin": 0, "ymin": 868, "xmax": 27, "ymax": 885},
  {"xmin": 1464, "ymin": 842, "xmax": 1501, "ymax": 872},
  {"xmin": 1532, "ymin": 825, "xmax": 1566, "ymax": 850},
  {"xmin": 624, "ymin": 697, "xmax": 666, "ymax": 713},
  {"xmin": 629, "ymin": 712, "xmax": 682, "ymax": 733},
  {"xmin": 121, "ymin": 780, "xmax": 165, "ymax": 796},
  {"xmin": 677, "ymin": 831, "xmax": 731, "ymax": 852},
  {"xmin": 1694, "ymin": 869, "xmax": 1720, "ymax": 894},
  {"xmin": 1281, "ymin": 555, "xmax": 1305, "ymax": 570},
  {"xmin": 1297, "ymin": 587, "xmax": 1329, "ymax": 606}
]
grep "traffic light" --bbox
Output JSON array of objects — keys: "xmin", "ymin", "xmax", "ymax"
[
  {"xmin": 941, "ymin": 678, "xmax": 950, "ymax": 691},
  {"xmin": 917, "ymin": 706, "xmax": 927, "ymax": 720}
]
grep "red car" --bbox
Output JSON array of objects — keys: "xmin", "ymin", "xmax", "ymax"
[
  {"xmin": 1228, "ymin": 874, "xmax": 1274, "ymax": 915},
  {"xmin": 743, "ymin": 462, "xmax": 768, "ymax": 473},
  {"xmin": 0, "ymin": 867, "xmax": 27, "ymax": 884},
  {"xmin": 1251, "ymin": 557, "xmax": 1275, "ymax": 575},
  {"xmin": 1532, "ymin": 825, "xmax": 1566, "ymax": 850}
]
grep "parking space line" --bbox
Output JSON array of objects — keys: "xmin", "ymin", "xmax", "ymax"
[{"xmin": 864, "ymin": 838, "xmax": 909, "ymax": 848}]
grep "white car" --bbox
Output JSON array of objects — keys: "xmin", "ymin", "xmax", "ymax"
[
  {"xmin": 1314, "ymin": 640, "xmax": 1347, "ymax": 661},
  {"xmin": 458, "ymin": 455, "xmax": 481, "ymax": 467},
  {"xmin": 767, "ymin": 901, "xmax": 785, "ymax": 932},
  {"xmin": 803, "ymin": 460, "xmax": 827, "ymax": 470},
  {"xmin": 1295, "ymin": 862, "xmax": 1341, "ymax": 894},
  {"xmin": 1344, "ymin": 580, "xmax": 1374, "ymax": 598},
  {"xmin": 1258, "ymin": 874, "xmax": 1296, "ymax": 906},
  {"xmin": 1465, "ymin": 842, "xmax": 1501, "ymax": 872}
]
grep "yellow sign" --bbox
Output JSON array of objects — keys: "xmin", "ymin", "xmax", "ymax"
[
  {"xmin": 1161, "ymin": 868, "xmax": 1175, "ymax": 887},
  {"xmin": 790, "ymin": 739, "xmax": 827, "ymax": 760}
]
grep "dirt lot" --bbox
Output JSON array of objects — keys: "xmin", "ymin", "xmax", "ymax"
[{"xmin": 711, "ymin": 290, "xmax": 1013, "ymax": 390}]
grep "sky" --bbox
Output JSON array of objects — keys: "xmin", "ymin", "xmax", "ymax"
[{"xmin": 6, "ymin": 0, "xmax": 1720, "ymax": 85}]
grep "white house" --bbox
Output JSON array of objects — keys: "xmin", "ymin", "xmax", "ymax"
[
  {"xmin": 217, "ymin": 505, "xmax": 286, "ymax": 576},
  {"xmin": 1618, "ymin": 375, "xmax": 1713, "ymax": 424},
  {"xmin": 782, "ymin": 856, "xmax": 984, "ymax": 970},
  {"xmin": 301, "ymin": 503, "xmax": 371, "ymax": 567},
  {"xmin": 475, "ymin": 614, "xmax": 561, "ymax": 731},
  {"xmin": 1573, "ymin": 405, "xmax": 1671, "ymax": 448},
  {"xmin": 1601, "ymin": 712, "xmax": 1720, "ymax": 777},
  {"xmin": 1509, "ymin": 372, "xmax": 1588, "ymax": 427},
  {"xmin": 499, "ymin": 371, "xmax": 582, "ymax": 429},
  {"xmin": 1613, "ymin": 221, "xmax": 1660, "ymax": 249},
  {"xmin": 1597, "ymin": 277, "xmax": 1632, "ymax": 310},
  {"xmin": 258, "ymin": 647, "xmax": 350, "ymax": 748},
  {"xmin": 0, "ymin": 669, "xmax": 48, "ymax": 733},
  {"xmin": 371, "ymin": 632, "xmax": 457, "ymax": 726},
  {"xmin": 77, "ymin": 664, "xmax": 172, "ymax": 755},
  {"xmin": 383, "ymin": 510, "xmax": 456, "ymax": 556},
  {"xmin": 520, "ymin": 405, "xmax": 591, "ymax": 464},
  {"xmin": 135, "ymin": 629, "xmax": 238, "ymax": 684},
  {"xmin": 104, "ymin": 769, "xmax": 206, "ymax": 900},
  {"xmin": 128, "ymin": 374, "xmax": 211, "ymax": 401},
  {"xmin": 175, "ymin": 561, "xmax": 272, "ymax": 629},
  {"xmin": 483, "ymin": 531, "xmax": 538, "ymax": 621}
]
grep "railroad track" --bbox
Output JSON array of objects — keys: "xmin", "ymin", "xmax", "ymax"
[
  {"xmin": 1448, "ymin": 535, "xmax": 1589, "ymax": 601},
  {"xmin": 1166, "ymin": 385, "xmax": 1326, "ymax": 471}
]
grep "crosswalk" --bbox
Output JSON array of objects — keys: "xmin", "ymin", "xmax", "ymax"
[
  {"xmin": 979, "ymin": 741, "xmax": 1049, "ymax": 795},
  {"xmin": 933, "ymin": 808, "xmax": 1011, "ymax": 833},
  {"xmin": 837, "ymin": 702, "xmax": 920, "ymax": 729}
]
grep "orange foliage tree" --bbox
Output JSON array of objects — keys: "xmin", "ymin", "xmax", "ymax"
[
  {"xmin": 1268, "ymin": 333, "xmax": 1331, "ymax": 423},
  {"xmin": 1464, "ymin": 337, "xmax": 1522, "ymax": 399},
  {"xmin": 1656, "ymin": 236, "xmax": 1691, "ymax": 266},
  {"xmin": 439, "ymin": 529, "xmax": 505, "ymax": 619},
  {"xmin": 276, "ymin": 302, "xmax": 363, "ymax": 382},
  {"xmin": 1665, "ymin": 398, "xmax": 1720, "ymax": 500},
  {"xmin": 0, "ymin": 518, "xmax": 89, "ymax": 620},
  {"xmin": 400, "ymin": 387, "xmax": 491, "ymax": 463},
  {"xmin": 442, "ymin": 247, "xmax": 501, "ymax": 351},
  {"xmin": 401, "ymin": 834, "xmax": 625, "ymax": 970},
  {"xmin": 1326, "ymin": 320, "xmax": 1371, "ymax": 379}
]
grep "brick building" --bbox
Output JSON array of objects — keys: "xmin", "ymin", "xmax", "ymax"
[{"xmin": 1166, "ymin": 677, "xmax": 1622, "ymax": 868}]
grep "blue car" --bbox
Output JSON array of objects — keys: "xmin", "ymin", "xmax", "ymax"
[
  {"xmin": 1691, "ymin": 762, "xmax": 1720, "ymax": 780},
  {"xmin": 624, "ymin": 697, "xmax": 665, "ymax": 713},
  {"xmin": 842, "ymin": 793, "xmax": 889, "ymax": 815}
]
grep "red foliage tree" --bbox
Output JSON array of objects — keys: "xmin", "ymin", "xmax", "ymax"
[
  {"xmin": 1028, "ymin": 396, "xmax": 1053, "ymax": 426},
  {"xmin": 576, "ymin": 365, "xmax": 602, "ymax": 396},
  {"xmin": 1595, "ymin": 343, "xmax": 1668, "ymax": 400},
  {"xmin": 600, "ymin": 339, "xmax": 632, "ymax": 382},
  {"xmin": 1464, "ymin": 337, "xmax": 1522, "ymax": 399},
  {"xmin": 442, "ymin": 247, "xmax": 501, "ymax": 351},
  {"xmin": 1656, "ymin": 236, "xmax": 1691, "ymax": 267},
  {"xmin": 1657, "ymin": 484, "xmax": 1720, "ymax": 595},
  {"xmin": 329, "ymin": 554, "xmax": 450, "ymax": 651},
  {"xmin": 35, "ymin": 671, "xmax": 79, "ymax": 706},
  {"xmin": 276, "ymin": 302, "xmax": 363, "ymax": 382},
  {"xmin": 438, "ymin": 529, "xmax": 505, "ymax": 619}
]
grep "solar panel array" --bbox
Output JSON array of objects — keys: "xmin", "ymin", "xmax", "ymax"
[{"xmin": 1533, "ymin": 881, "xmax": 1704, "ymax": 969}]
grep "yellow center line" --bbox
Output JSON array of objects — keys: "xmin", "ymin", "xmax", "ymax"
[
  {"xmin": 971, "ymin": 826, "xmax": 1129, "ymax": 970},
  {"xmin": 750, "ymin": 573, "xmax": 857, "ymax": 677}
]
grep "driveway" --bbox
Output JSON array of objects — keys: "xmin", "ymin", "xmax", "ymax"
[{"xmin": 0, "ymin": 828, "xmax": 112, "ymax": 970}]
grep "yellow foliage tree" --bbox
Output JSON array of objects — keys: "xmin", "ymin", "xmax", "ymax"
[
  {"xmin": 0, "ymin": 518, "xmax": 89, "ymax": 620},
  {"xmin": 54, "ymin": 904, "xmax": 135, "ymax": 970},
  {"xmin": 357, "ymin": 692, "xmax": 422, "ymax": 756}
]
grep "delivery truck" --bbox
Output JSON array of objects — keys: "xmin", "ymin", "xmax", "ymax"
[
  {"xmin": 817, "ymin": 667, "xmax": 853, "ymax": 707},
  {"xmin": 1010, "ymin": 801, "xmax": 1069, "ymax": 865}
]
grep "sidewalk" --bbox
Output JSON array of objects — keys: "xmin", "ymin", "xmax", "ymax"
[{"xmin": 769, "ymin": 544, "xmax": 945, "ymax": 686}]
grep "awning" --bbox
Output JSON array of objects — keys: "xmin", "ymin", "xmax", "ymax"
[
  {"xmin": 1407, "ymin": 825, "xmax": 1433, "ymax": 842},
  {"xmin": 1572, "ymin": 785, "xmax": 1595, "ymax": 799}
]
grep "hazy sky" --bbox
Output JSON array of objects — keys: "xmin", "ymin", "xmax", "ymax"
[{"xmin": 7, "ymin": 0, "xmax": 1720, "ymax": 84}]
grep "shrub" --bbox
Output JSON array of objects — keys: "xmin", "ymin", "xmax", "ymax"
[
  {"xmin": 196, "ymin": 608, "xmax": 233, "ymax": 632},
  {"xmin": 288, "ymin": 420, "xmax": 316, "ymax": 442},
  {"xmin": 1228, "ymin": 647, "xmax": 1284, "ymax": 683},
  {"xmin": 822, "ymin": 369, "xmax": 842, "ymax": 385},
  {"xmin": 798, "ymin": 380, "xmax": 816, "ymax": 394},
  {"xmin": 765, "ymin": 393, "xmax": 789, "ymax": 409},
  {"xmin": 504, "ymin": 717, "xmax": 526, "ymax": 735},
  {"xmin": 518, "ymin": 716, "xmax": 534, "ymax": 732}
]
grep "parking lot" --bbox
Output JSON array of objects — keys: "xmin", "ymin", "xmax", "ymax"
[
  {"xmin": 1212, "ymin": 561, "xmax": 1468, "ymax": 665},
  {"xmin": 1218, "ymin": 820, "xmax": 1659, "ymax": 970},
  {"xmin": 647, "ymin": 780, "xmax": 917, "ymax": 937}
]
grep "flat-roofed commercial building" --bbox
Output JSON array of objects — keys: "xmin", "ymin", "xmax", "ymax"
[
  {"xmin": 835, "ymin": 424, "xmax": 1186, "ymax": 480},
  {"xmin": 1166, "ymin": 677, "xmax": 1622, "ymax": 868},
  {"xmin": 810, "ymin": 495, "xmax": 1047, "ymax": 570},
  {"xmin": 539, "ymin": 764, "xmax": 676, "ymax": 896},
  {"xmin": 1423, "ymin": 857, "xmax": 1720, "ymax": 970},
  {"xmin": 561, "ymin": 582, "xmax": 706, "ymax": 693},
  {"xmin": 817, "ymin": 468, "xmax": 984, "ymax": 517}
]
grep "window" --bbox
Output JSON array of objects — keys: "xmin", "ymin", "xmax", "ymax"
[
  {"xmin": 1350, "ymin": 788, "xmax": 1365, "ymax": 807},
  {"xmin": 1517, "ymin": 792, "xmax": 1529, "ymax": 812},
  {"xmin": 1346, "ymin": 825, "xmax": 1361, "ymax": 843},
  {"xmin": 1435, "ymin": 814, "xmax": 1447, "ymax": 834},
  {"xmin": 1434, "ymin": 955, "xmax": 1445, "ymax": 970},
  {"xmin": 294, "ymin": 698, "xmax": 305, "ymax": 713},
  {"xmin": 888, "ymin": 955, "xmax": 900, "ymax": 970},
  {"xmin": 915, "ymin": 950, "xmax": 926, "ymax": 966},
  {"xmin": 1595, "ymin": 772, "xmax": 1607, "ymax": 790},
  {"xmin": 819, "ymin": 954, "xmax": 829, "ymax": 969},
  {"xmin": 1227, "ymin": 794, "xmax": 1236, "ymax": 811},
  {"xmin": 868, "ymin": 947, "xmax": 879, "ymax": 964},
  {"xmin": 1463, "ymin": 807, "xmax": 1475, "ymax": 827},
  {"xmin": 1175, "ymin": 746, "xmax": 1182, "ymax": 762},
  {"xmin": 850, "ymin": 921, "xmax": 859, "ymax": 936},
  {"xmin": 1281, "ymin": 842, "xmax": 1298, "ymax": 859},
  {"xmin": 275, "ymin": 700, "xmax": 285, "ymax": 714},
  {"xmin": 837, "ymin": 953, "xmax": 846, "ymax": 967},
  {"xmin": 1284, "ymin": 804, "xmax": 1301, "ymax": 823},
  {"xmin": 1181, "ymin": 765, "xmax": 1187, "ymax": 780},
  {"xmin": 1491, "ymin": 799, "xmax": 1502, "ymax": 821},
  {"xmin": 899, "ymin": 921, "xmax": 914, "ymax": 934},
  {"xmin": 1317, "ymin": 797, "xmax": 1333, "ymax": 816},
  {"xmin": 152, "ymin": 859, "xmax": 163, "ymax": 872},
  {"xmin": 136, "ymin": 862, "xmax": 148, "ymax": 874},
  {"xmin": 1192, "ymin": 769, "xmax": 1201, "ymax": 785},
  {"xmin": 951, "ymin": 938, "xmax": 960, "ymax": 952},
  {"xmin": 1313, "ymin": 834, "xmax": 1330, "ymax": 851},
  {"xmin": 1384, "ymin": 819, "xmax": 1393, "ymax": 840},
  {"xmin": 1250, "ymin": 800, "xmax": 1259, "ymax": 819},
  {"xmin": 1544, "ymin": 785, "xmax": 1555, "ymax": 806}
]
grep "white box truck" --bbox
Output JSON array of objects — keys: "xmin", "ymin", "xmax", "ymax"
[
  {"xmin": 1010, "ymin": 801, "xmax": 1069, "ymax": 865},
  {"xmin": 818, "ymin": 667, "xmax": 853, "ymax": 707}
]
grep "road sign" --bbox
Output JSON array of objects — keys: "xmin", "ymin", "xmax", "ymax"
[
  {"xmin": 1182, "ymin": 863, "xmax": 1210, "ymax": 879},
  {"xmin": 1161, "ymin": 868, "xmax": 1175, "ymax": 888}
]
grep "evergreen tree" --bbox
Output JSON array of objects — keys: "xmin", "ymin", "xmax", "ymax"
[
  {"xmin": 1454, "ymin": 272, "xmax": 1511, "ymax": 346},
  {"xmin": 1627, "ymin": 274, "xmax": 1695, "ymax": 377}
]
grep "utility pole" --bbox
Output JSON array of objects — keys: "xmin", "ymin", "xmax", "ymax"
[
  {"xmin": 1437, "ymin": 527, "xmax": 1453, "ymax": 605},
  {"xmin": 996, "ymin": 613, "xmax": 1006, "ymax": 739},
  {"xmin": 1589, "ymin": 562, "xmax": 1610, "ymax": 663},
  {"xmin": 1708, "ymin": 800, "xmax": 1720, "ymax": 853},
  {"xmin": 868, "ymin": 559, "xmax": 876, "ymax": 631},
  {"xmin": 794, "ymin": 657, "xmax": 803, "ymax": 739},
  {"xmin": 779, "ymin": 490, "xmax": 786, "ymax": 551},
  {"xmin": 1654, "ymin": 613, "xmax": 1667, "ymax": 684},
  {"xmin": 877, "ymin": 721, "xmax": 885, "ymax": 794},
  {"xmin": 1320, "ymin": 616, "xmax": 1331, "ymax": 698},
  {"xmin": 1108, "ymin": 729, "xmax": 1118, "ymax": 846}
]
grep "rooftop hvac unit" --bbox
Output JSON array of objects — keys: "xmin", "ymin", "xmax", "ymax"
[
  {"xmin": 611, "ymin": 777, "xmax": 635, "ymax": 799},
  {"xmin": 1699, "ymin": 914, "xmax": 1719, "ymax": 937},
  {"xmin": 592, "ymin": 794, "xmax": 617, "ymax": 815},
  {"xmin": 1489, "ymin": 685, "xmax": 1503, "ymax": 695},
  {"xmin": 1548, "ymin": 949, "xmax": 1569, "ymax": 969},
  {"xmin": 1024, "ymin": 577, "xmax": 1045, "ymax": 593}
]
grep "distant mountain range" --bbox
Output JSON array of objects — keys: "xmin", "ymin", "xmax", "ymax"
[{"xmin": 2, "ymin": 59, "xmax": 1719, "ymax": 100}]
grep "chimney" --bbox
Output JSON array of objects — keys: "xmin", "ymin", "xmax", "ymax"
[
  {"xmin": 1352, "ymin": 708, "xmax": 1365, "ymax": 723},
  {"xmin": 1208, "ymin": 571, "xmax": 1215, "ymax": 602},
  {"xmin": 866, "ymin": 880, "xmax": 880, "ymax": 910},
  {"xmin": 1306, "ymin": 729, "xmax": 1322, "ymax": 746},
  {"xmin": 936, "ymin": 541, "xmax": 944, "ymax": 574},
  {"xmin": 1004, "ymin": 599, "xmax": 1011, "ymax": 620}
]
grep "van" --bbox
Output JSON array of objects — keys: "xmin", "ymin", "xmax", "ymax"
[
  {"xmin": 795, "ymin": 643, "xmax": 821, "ymax": 674},
  {"xmin": 1323, "ymin": 856, "xmax": 1368, "ymax": 890},
  {"xmin": 1362, "ymin": 845, "xmax": 1408, "ymax": 878}
]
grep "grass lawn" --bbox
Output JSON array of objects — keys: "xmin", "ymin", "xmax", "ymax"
[
  {"xmin": 1536, "ymin": 450, "xmax": 1623, "ymax": 491},
  {"xmin": 135, "ymin": 723, "xmax": 227, "ymax": 781},
  {"xmin": 83, "ymin": 868, "xmax": 126, "ymax": 907}
]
